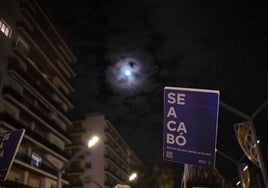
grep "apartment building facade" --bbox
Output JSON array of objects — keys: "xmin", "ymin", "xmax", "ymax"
[
  {"xmin": 67, "ymin": 114, "xmax": 141, "ymax": 188},
  {"xmin": 0, "ymin": 0, "xmax": 76, "ymax": 187}
]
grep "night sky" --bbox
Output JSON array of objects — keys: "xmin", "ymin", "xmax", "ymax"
[{"xmin": 43, "ymin": 0, "xmax": 267, "ymax": 185}]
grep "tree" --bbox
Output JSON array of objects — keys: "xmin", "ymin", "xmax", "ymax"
[
  {"xmin": 182, "ymin": 165, "xmax": 225, "ymax": 188},
  {"xmin": 139, "ymin": 157, "xmax": 175, "ymax": 188}
]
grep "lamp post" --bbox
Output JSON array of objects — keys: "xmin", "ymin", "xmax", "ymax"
[
  {"xmin": 56, "ymin": 135, "xmax": 99, "ymax": 188},
  {"xmin": 217, "ymin": 149, "xmax": 249, "ymax": 187},
  {"xmin": 220, "ymin": 100, "xmax": 268, "ymax": 187}
]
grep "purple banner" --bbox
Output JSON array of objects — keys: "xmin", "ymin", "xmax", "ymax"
[
  {"xmin": 163, "ymin": 87, "xmax": 219, "ymax": 167},
  {"xmin": 0, "ymin": 129, "xmax": 25, "ymax": 181}
]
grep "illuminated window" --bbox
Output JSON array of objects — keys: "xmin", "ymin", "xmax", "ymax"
[
  {"xmin": 0, "ymin": 18, "xmax": 12, "ymax": 38},
  {"xmin": 31, "ymin": 153, "xmax": 42, "ymax": 167}
]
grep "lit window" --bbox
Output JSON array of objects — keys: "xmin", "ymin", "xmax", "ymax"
[
  {"xmin": 5, "ymin": 27, "xmax": 9, "ymax": 36},
  {"xmin": 0, "ymin": 18, "xmax": 12, "ymax": 38},
  {"xmin": 1, "ymin": 23, "xmax": 5, "ymax": 32},
  {"xmin": 31, "ymin": 153, "xmax": 42, "ymax": 167}
]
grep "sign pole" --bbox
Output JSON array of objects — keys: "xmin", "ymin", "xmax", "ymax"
[
  {"xmin": 249, "ymin": 121, "xmax": 268, "ymax": 188},
  {"xmin": 183, "ymin": 164, "xmax": 188, "ymax": 188}
]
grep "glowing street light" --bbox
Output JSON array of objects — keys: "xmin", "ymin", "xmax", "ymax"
[
  {"xmin": 128, "ymin": 172, "xmax": 137, "ymax": 181},
  {"xmin": 243, "ymin": 165, "xmax": 248, "ymax": 172},
  {"xmin": 88, "ymin": 135, "xmax": 99, "ymax": 148},
  {"xmin": 115, "ymin": 172, "xmax": 138, "ymax": 188},
  {"xmin": 57, "ymin": 135, "xmax": 100, "ymax": 188}
]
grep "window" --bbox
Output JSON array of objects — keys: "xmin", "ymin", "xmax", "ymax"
[
  {"xmin": 0, "ymin": 18, "xmax": 12, "ymax": 38},
  {"xmin": 85, "ymin": 162, "xmax": 92, "ymax": 168},
  {"xmin": 16, "ymin": 37, "xmax": 30, "ymax": 55},
  {"xmin": 31, "ymin": 153, "xmax": 42, "ymax": 167},
  {"xmin": 84, "ymin": 175, "xmax": 92, "ymax": 183}
]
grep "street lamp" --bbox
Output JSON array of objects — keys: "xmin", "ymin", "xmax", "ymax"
[
  {"xmin": 220, "ymin": 99, "xmax": 268, "ymax": 187},
  {"xmin": 115, "ymin": 172, "xmax": 138, "ymax": 188},
  {"xmin": 88, "ymin": 135, "xmax": 99, "ymax": 148},
  {"xmin": 57, "ymin": 135, "xmax": 99, "ymax": 188},
  {"xmin": 128, "ymin": 172, "xmax": 137, "ymax": 181}
]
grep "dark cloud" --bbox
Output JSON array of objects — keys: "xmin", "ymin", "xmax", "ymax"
[{"xmin": 44, "ymin": 0, "xmax": 267, "ymax": 185}]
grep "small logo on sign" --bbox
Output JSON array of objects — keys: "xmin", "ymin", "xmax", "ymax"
[{"xmin": 166, "ymin": 151, "xmax": 173, "ymax": 159}]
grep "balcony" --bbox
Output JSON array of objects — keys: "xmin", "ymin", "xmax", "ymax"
[
  {"xmin": 20, "ymin": 2, "xmax": 60, "ymax": 45},
  {"xmin": 0, "ymin": 179, "xmax": 33, "ymax": 188},
  {"xmin": 63, "ymin": 180, "xmax": 83, "ymax": 188},
  {"xmin": 0, "ymin": 113, "xmax": 70, "ymax": 159},
  {"xmin": 85, "ymin": 162, "xmax": 92, "ymax": 169},
  {"xmin": 15, "ymin": 152, "xmax": 58, "ymax": 176},
  {"xmin": 104, "ymin": 169, "xmax": 125, "ymax": 184},
  {"xmin": 105, "ymin": 153, "xmax": 127, "ymax": 173},
  {"xmin": 8, "ymin": 57, "xmax": 72, "ymax": 117},
  {"xmin": 19, "ymin": 2, "xmax": 74, "ymax": 74},
  {"xmin": 15, "ymin": 20, "xmax": 75, "ymax": 91},
  {"xmin": 104, "ymin": 181, "xmax": 115, "ymax": 188},
  {"xmin": 2, "ymin": 85, "xmax": 71, "ymax": 140},
  {"xmin": 11, "ymin": 31, "xmax": 74, "ymax": 106},
  {"xmin": 66, "ymin": 166, "xmax": 84, "ymax": 174},
  {"xmin": 66, "ymin": 143, "xmax": 84, "ymax": 149}
]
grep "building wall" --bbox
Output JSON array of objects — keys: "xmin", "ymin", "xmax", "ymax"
[
  {"xmin": 84, "ymin": 114, "xmax": 107, "ymax": 188},
  {"xmin": 68, "ymin": 114, "xmax": 141, "ymax": 188},
  {"xmin": 0, "ymin": 0, "xmax": 76, "ymax": 187}
]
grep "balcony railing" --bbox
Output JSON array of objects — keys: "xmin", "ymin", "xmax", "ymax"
[
  {"xmin": 63, "ymin": 180, "xmax": 83, "ymax": 188},
  {"xmin": 0, "ymin": 179, "xmax": 33, "ymax": 188},
  {"xmin": 65, "ymin": 141, "xmax": 84, "ymax": 148},
  {"xmin": 85, "ymin": 162, "xmax": 92, "ymax": 169},
  {"xmin": 0, "ymin": 112, "xmax": 70, "ymax": 159},
  {"xmin": 105, "ymin": 153, "xmax": 127, "ymax": 173},
  {"xmin": 2, "ymin": 85, "xmax": 71, "ymax": 140},
  {"xmin": 8, "ymin": 57, "xmax": 71, "ymax": 119},
  {"xmin": 66, "ymin": 166, "xmax": 84, "ymax": 174},
  {"xmin": 19, "ymin": 3, "xmax": 75, "ymax": 80},
  {"xmin": 15, "ymin": 152, "xmax": 58, "ymax": 176},
  {"xmin": 15, "ymin": 20, "xmax": 75, "ymax": 94},
  {"xmin": 104, "ymin": 168, "xmax": 125, "ymax": 183}
]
